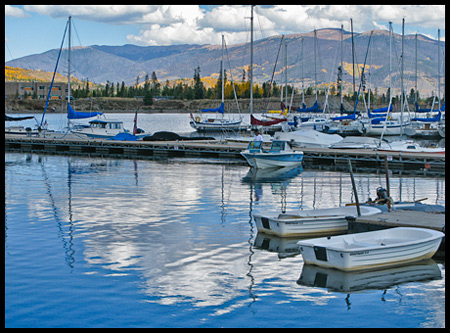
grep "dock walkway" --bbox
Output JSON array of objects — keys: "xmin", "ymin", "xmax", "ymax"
[
  {"xmin": 348, "ymin": 210, "xmax": 445, "ymax": 232},
  {"xmin": 5, "ymin": 134, "xmax": 445, "ymax": 175}
]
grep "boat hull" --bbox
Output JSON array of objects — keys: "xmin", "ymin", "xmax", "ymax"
[
  {"xmin": 253, "ymin": 206, "xmax": 381, "ymax": 237},
  {"xmin": 297, "ymin": 227, "xmax": 444, "ymax": 271},
  {"xmin": 241, "ymin": 151, "xmax": 303, "ymax": 169},
  {"xmin": 190, "ymin": 120, "xmax": 249, "ymax": 132}
]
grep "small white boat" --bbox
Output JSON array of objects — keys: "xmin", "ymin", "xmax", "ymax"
[
  {"xmin": 329, "ymin": 136, "xmax": 390, "ymax": 149},
  {"xmin": 4, "ymin": 125, "xmax": 41, "ymax": 136},
  {"xmin": 240, "ymin": 140, "xmax": 303, "ymax": 169},
  {"xmin": 226, "ymin": 133, "xmax": 273, "ymax": 144},
  {"xmin": 253, "ymin": 206, "xmax": 382, "ymax": 237},
  {"xmin": 377, "ymin": 140, "xmax": 445, "ymax": 154},
  {"xmin": 190, "ymin": 115, "xmax": 249, "ymax": 132},
  {"xmin": 297, "ymin": 227, "xmax": 444, "ymax": 271},
  {"xmin": 71, "ymin": 119, "xmax": 146, "ymax": 139},
  {"xmin": 274, "ymin": 129, "xmax": 343, "ymax": 148}
]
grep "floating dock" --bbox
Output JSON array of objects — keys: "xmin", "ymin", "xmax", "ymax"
[
  {"xmin": 348, "ymin": 210, "xmax": 445, "ymax": 233},
  {"xmin": 5, "ymin": 134, "xmax": 445, "ymax": 175}
]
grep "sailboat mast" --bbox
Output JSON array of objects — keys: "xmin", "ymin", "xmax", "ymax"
[
  {"xmin": 340, "ymin": 24, "xmax": 343, "ymax": 110},
  {"xmin": 314, "ymin": 29, "xmax": 318, "ymax": 101},
  {"xmin": 301, "ymin": 37, "xmax": 305, "ymax": 106},
  {"xmin": 68, "ymin": 16, "xmax": 71, "ymax": 106},
  {"xmin": 351, "ymin": 19, "xmax": 356, "ymax": 109},
  {"xmin": 438, "ymin": 29, "xmax": 441, "ymax": 110},
  {"xmin": 415, "ymin": 33, "xmax": 418, "ymax": 104},
  {"xmin": 221, "ymin": 34, "xmax": 225, "ymax": 119},
  {"xmin": 250, "ymin": 5, "xmax": 254, "ymax": 115},
  {"xmin": 400, "ymin": 18, "xmax": 404, "ymax": 136},
  {"xmin": 284, "ymin": 40, "xmax": 288, "ymax": 108},
  {"xmin": 389, "ymin": 22, "xmax": 392, "ymax": 103},
  {"xmin": 221, "ymin": 35, "xmax": 224, "ymax": 103}
]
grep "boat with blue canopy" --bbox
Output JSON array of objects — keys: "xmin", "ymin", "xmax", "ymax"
[{"xmin": 240, "ymin": 140, "xmax": 303, "ymax": 169}]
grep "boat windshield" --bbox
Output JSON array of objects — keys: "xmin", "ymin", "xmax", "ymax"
[
  {"xmin": 270, "ymin": 141, "xmax": 285, "ymax": 152},
  {"xmin": 247, "ymin": 140, "xmax": 263, "ymax": 152}
]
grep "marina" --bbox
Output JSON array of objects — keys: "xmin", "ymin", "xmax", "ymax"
[
  {"xmin": 5, "ymin": 133, "xmax": 445, "ymax": 176},
  {"xmin": 5, "ymin": 4, "xmax": 446, "ymax": 328}
]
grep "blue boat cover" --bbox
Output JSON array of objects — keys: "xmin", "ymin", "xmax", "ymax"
[
  {"xmin": 202, "ymin": 102, "xmax": 224, "ymax": 113},
  {"xmin": 108, "ymin": 133, "xmax": 138, "ymax": 141},
  {"xmin": 368, "ymin": 109, "xmax": 387, "ymax": 119},
  {"xmin": 67, "ymin": 103, "xmax": 103, "ymax": 119},
  {"xmin": 412, "ymin": 111, "xmax": 441, "ymax": 122},
  {"xmin": 371, "ymin": 105, "xmax": 393, "ymax": 113},
  {"xmin": 296, "ymin": 100, "xmax": 323, "ymax": 113},
  {"xmin": 414, "ymin": 102, "xmax": 433, "ymax": 113},
  {"xmin": 331, "ymin": 113, "xmax": 356, "ymax": 121}
]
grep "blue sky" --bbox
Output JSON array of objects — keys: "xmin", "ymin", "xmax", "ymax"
[{"xmin": 5, "ymin": 5, "xmax": 445, "ymax": 61}]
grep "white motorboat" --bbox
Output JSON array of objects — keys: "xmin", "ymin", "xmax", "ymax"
[
  {"xmin": 240, "ymin": 140, "xmax": 303, "ymax": 169},
  {"xmin": 377, "ymin": 140, "xmax": 445, "ymax": 154},
  {"xmin": 71, "ymin": 119, "xmax": 146, "ymax": 139},
  {"xmin": 274, "ymin": 129, "xmax": 343, "ymax": 148},
  {"xmin": 226, "ymin": 133, "xmax": 273, "ymax": 144},
  {"xmin": 297, "ymin": 227, "xmax": 444, "ymax": 271},
  {"xmin": 253, "ymin": 206, "xmax": 382, "ymax": 237},
  {"xmin": 4, "ymin": 125, "xmax": 41, "ymax": 136},
  {"xmin": 329, "ymin": 136, "xmax": 390, "ymax": 149}
]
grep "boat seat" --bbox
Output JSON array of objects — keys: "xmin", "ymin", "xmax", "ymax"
[{"xmin": 343, "ymin": 237, "xmax": 376, "ymax": 249}]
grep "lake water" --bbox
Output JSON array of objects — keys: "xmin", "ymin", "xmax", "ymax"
[{"xmin": 5, "ymin": 113, "xmax": 445, "ymax": 327}]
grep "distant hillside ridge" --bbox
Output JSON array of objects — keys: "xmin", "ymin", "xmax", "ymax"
[{"xmin": 5, "ymin": 28, "xmax": 443, "ymax": 97}]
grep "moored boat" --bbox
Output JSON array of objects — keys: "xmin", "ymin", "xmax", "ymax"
[
  {"xmin": 253, "ymin": 206, "xmax": 382, "ymax": 237},
  {"xmin": 297, "ymin": 227, "xmax": 444, "ymax": 271},
  {"xmin": 377, "ymin": 140, "xmax": 445, "ymax": 154},
  {"xmin": 70, "ymin": 119, "xmax": 145, "ymax": 139},
  {"xmin": 274, "ymin": 128, "xmax": 343, "ymax": 148},
  {"xmin": 240, "ymin": 140, "xmax": 303, "ymax": 169}
]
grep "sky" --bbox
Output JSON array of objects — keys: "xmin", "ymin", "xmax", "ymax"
[{"xmin": 5, "ymin": 5, "xmax": 446, "ymax": 61}]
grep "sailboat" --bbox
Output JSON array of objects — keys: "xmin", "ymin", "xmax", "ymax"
[
  {"xmin": 366, "ymin": 21, "xmax": 410, "ymax": 137},
  {"xmin": 406, "ymin": 31, "xmax": 443, "ymax": 139},
  {"xmin": 190, "ymin": 36, "xmax": 249, "ymax": 133},
  {"xmin": 38, "ymin": 16, "xmax": 144, "ymax": 140}
]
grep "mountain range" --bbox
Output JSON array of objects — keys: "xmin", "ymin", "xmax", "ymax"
[{"xmin": 5, "ymin": 28, "xmax": 444, "ymax": 97}]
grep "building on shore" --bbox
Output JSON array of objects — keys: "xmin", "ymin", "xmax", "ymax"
[{"xmin": 5, "ymin": 81, "xmax": 68, "ymax": 101}]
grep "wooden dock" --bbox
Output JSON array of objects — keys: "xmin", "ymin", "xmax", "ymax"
[
  {"xmin": 348, "ymin": 210, "xmax": 445, "ymax": 233},
  {"xmin": 5, "ymin": 134, "xmax": 445, "ymax": 175}
]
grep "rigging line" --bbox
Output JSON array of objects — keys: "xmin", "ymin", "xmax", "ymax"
[
  {"xmin": 41, "ymin": 19, "xmax": 69, "ymax": 127},
  {"xmin": 224, "ymin": 38, "xmax": 241, "ymax": 114},
  {"xmin": 5, "ymin": 40, "xmax": 14, "ymax": 61},
  {"xmin": 71, "ymin": 18, "xmax": 96, "ymax": 85},
  {"xmin": 263, "ymin": 35, "xmax": 284, "ymax": 112},
  {"xmin": 323, "ymin": 38, "xmax": 341, "ymax": 113}
]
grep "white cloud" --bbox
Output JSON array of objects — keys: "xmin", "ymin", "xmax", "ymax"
[
  {"xmin": 5, "ymin": 5, "xmax": 29, "ymax": 18},
  {"xmin": 13, "ymin": 5, "xmax": 445, "ymax": 46}
]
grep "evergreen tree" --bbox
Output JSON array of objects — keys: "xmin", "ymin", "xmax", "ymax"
[
  {"xmin": 120, "ymin": 81, "xmax": 126, "ymax": 97},
  {"xmin": 144, "ymin": 74, "xmax": 150, "ymax": 93},
  {"xmin": 193, "ymin": 66, "xmax": 205, "ymax": 99},
  {"xmin": 143, "ymin": 89, "xmax": 153, "ymax": 105}
]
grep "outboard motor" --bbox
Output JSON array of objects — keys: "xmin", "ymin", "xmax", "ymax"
[{"xmin": 376, "ymin": 187, "xmax": 388, "ymax": 204}]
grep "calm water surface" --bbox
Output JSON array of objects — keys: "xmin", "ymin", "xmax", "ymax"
[{"xmin": 5, "ymin": 150, "xmax": 445, "ymax": 328}]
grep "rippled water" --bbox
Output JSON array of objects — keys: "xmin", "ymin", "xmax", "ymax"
[{"xmin": 5, "ymin": 150, "xmax": 445, "ymax": 328}]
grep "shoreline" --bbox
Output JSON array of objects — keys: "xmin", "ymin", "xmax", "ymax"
[{"xmin": 5, "ymin": 95, "xmax": 394, "ymax": 114}]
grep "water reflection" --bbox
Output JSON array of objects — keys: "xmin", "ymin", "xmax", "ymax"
[
  {"xmin": 5, "ymin": 152, "xmax": 446, "ymax": 327},
  {"xmin": 297, "ymin": 259, "xmax": 442, "ymax": 293}
]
